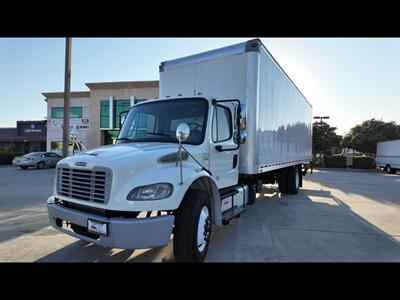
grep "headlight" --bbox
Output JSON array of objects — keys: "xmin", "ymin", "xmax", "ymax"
[{"xmin": 126, "ymin": 183, "xmax": 173, "ymax": 201}]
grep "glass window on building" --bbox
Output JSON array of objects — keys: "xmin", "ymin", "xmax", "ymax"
[
  {"xmin": 113, "ymin": 100, "xmax": 131, "ymax": 129},
  {"xmin": 51, "ymin": 107, "xmax": 82, "ymax": 118},
  {"xmin": 51, "ymin": 141, "xmax": 73, "ymax": 151},
  {"xmin": 103, "ymin": 130, "xmax": 120, "ymax": 145},
  {"xmin": 100, "ymin": 99, "xmax": 148, "ymax": 130},
  {"xmin": 100, "ymin": 100, "xmax": 110, "ymax": 128}
]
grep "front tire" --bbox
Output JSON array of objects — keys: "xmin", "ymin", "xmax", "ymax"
[
  {"xmin": 173, "ymin": 189, "xmax": 212, "ymax": 262},
  {"xmin": 37, "ymin": 161, "xmax": 45, "ymax": 169}
]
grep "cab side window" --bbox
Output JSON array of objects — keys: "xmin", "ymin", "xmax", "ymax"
[{"xmin": 212, "ymin": 106, "xmax": 232, "ymax": 143}]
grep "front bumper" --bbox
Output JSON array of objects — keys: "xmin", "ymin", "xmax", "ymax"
[{"xmin": 47, "ymin": 198, "xmax": 174, "ymax": 249}]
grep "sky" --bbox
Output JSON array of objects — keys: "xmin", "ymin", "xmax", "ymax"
[{"xmin": 0, "ymin": 38, "xmax": 399, "ymax": 135}]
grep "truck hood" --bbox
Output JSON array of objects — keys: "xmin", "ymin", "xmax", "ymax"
[{"xmin": 57, "ymin": 142, "xmax": 201, "ymax": 170}]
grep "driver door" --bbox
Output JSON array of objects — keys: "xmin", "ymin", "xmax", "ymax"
[{"xmin": 209, "ymin": 102, "xmax": 239, "ymax": 189}]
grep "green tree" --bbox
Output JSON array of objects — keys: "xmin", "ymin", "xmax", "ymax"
[
  {"xmin": 312, "ymin": 121, "xmax": 342, "ymax": 154},
  {"xmin": 342, "ymin": 118, "xmax": 400, "ymax": 155}
]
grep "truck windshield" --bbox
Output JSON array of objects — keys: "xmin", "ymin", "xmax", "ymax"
[{"xmin": 117, "ymin": 98, "xmax": 209, "ymax": 145}]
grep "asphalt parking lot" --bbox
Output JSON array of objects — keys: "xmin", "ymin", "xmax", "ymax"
[{"xmin": 0, "ymin": 166, "xmax": 399, "ymax": 262}]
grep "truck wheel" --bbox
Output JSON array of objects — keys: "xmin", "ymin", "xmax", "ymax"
[
  {"xmin": 287, "ymin": 166, "xmax": 300, "ymax": 195},
  {"xmin": 37, "ymin": 161, "xmax": 45, "ymax": 169},
  {"xmin": 247, "ymin": 184, "xmax": 257, "ymax": 205},
  {"xmin": 173, "ymin": 189, "xmax": 212, "ymax": 262},
  {"xmin": 386, "ymin": 165, "xmax": 396, "ymax": 174},
  {"xmin": 278, "ymin": 169, "xmax": 288, "ymax": 194}
]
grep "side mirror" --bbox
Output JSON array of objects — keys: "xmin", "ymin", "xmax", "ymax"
[
  {"xmin": 238, "ymin": 104, "xmax": 247, "ymax": 130},
  {"xmin": 119, "ymin": 110, "xmax": 129, "ymax": 128},
  {"xmin": 234, "ymin": 104, "xmax": 246, "ymax": 144},
  {"xmin": 234, "ymin": 130, "xmax": 246, "ymax": 144},
  {"xmin": 176, "ymin": 123, "xmax": 190, "ymax": 143}
]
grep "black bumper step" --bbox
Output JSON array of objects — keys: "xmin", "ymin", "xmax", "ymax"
[{"xmin": 222, "ymin": 206, "xmax": 247, "ymax": 225}]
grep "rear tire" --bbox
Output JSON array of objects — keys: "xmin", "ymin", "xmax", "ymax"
[
  {"xmin": 386, "ymin": 165, "xmax": 396, "ymax": 174},
  {"xmin": 20, "ymin": 166, "xmax": 28, "ymax": 170},
  {"xmin": 278, "ymin": 169, "xmax": 288, "ymax": 194},
  {"xmin": 173, "ymin": 190, "xmax": 212, "ymax": 262},
  {"xmin": 287, "ymin": 166, "xmax": 300, "ymax": 194},
  {"xmin": 247, "ymin": 184, "xmax": 257, "ymax": 205}
]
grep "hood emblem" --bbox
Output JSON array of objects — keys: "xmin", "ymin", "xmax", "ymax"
[{"xmin": 75, "ymin": 161, "xmax": 87, "ymax": 167}]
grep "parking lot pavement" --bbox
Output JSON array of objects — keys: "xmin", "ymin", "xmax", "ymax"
[
  {"xmin": 0, "ymin": 166, "xmax": 399, "ymax": 262},
  {"xmin": 0, "ymin": 166, "xmax": 55, "ymax": 243}
]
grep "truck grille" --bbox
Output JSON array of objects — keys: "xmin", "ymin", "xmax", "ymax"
[{"xmin": 56, "ymin": 164, "xmax": 112, "ymax": 204}]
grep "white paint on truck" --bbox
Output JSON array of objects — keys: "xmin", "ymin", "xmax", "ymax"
[
  {"xmin": 377, "ymin": 139, "xmax": 400, "ymax": 172},
  {"xmin": 47, "ymin": 39, "xmax": 313, "ymax": 262},
  {"xmin": 160, "ymin": 39, "xmax": 312, "ymax": 175}
]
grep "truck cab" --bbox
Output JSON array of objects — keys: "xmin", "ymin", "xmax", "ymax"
[{"xmin": 47, "ymin": 96, "xmax": 247, "ymax": 262}]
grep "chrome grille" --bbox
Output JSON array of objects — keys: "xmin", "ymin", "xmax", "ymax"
[{"xmin": 56, "ymin": 164, "xmax": 112, "ymax": 204}]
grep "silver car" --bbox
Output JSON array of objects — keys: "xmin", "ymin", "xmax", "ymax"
[{"xmin": 12, "ymin": 152, "xmax": 62, "ymax": 170}]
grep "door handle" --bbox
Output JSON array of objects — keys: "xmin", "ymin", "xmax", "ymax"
[
  {"xmin": 233, "ymin": 154, "xmax": 238, "ymax": 169},
  {"xmin": 215, "ymin": 144, "xmax": 239, "ymax": 152}
]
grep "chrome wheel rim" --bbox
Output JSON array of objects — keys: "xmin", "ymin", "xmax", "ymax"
[{"xmin": 197, "ymin": 206, "xmax": 210, "ymax": 252}]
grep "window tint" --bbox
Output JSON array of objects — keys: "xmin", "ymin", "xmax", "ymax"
[
  {"xmin": 170, "ymin": 117, "xmax": 204, "ymax": 132},
  {"xmin": 100, "ymin": 100, "xmax": 110, "ymax": 128},
  {"xmin": 24, "ymin": 152, "xmax": 43, "ymax": 157},
  {"xmin": 118, "ymin": 99, "xmax": 208, "ymax": 145},
  {"xmin": 129, "ymin": 112, "xmax": 156, "ymax": 138},
  {"xmin": 212, "ymin": 106, "xmax": 232, "ymax": 142},
  {"xmin": 51, "ymin": 107, "xmax": 82, "ymax": 118},
  {"xmin": 113, "ymin": 100, "xmax": 131, "ymax": 128},
  {"xmin": 51, "ymin": 141, "xmax": 73, "ymax": 151}
]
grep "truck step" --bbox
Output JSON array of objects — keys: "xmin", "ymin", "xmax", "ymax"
[{"xmin": 222, "ymin": 206, "xmax": 247, "ymax": 225}]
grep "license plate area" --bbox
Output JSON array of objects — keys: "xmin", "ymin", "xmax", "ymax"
[{"xmin": 87, "ymin": 219, "xmax": 108, "ymax": 236}]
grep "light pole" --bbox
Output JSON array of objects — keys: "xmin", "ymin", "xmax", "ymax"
[
  {"xmin": 313, "ymin": 116, "xmax": 330, "ymax": 123},
  {"xmin": 62, "ymin": 38, "xmax": 72, "ymax": 158}
]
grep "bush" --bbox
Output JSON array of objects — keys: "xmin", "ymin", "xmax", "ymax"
[
  {"xmin": 323, "ymin": 155, "xmax": 346, "ymax": 168},
  {"xmin": 352, "ymin": 156, "xmax": 376, "ymax": 169},
  {"xmin": 313, "ymin": 156, "xmax": 323, "ymax": 167},
  {"xmin": 0, "ymin": 149, "xmax": 23, "ymax": 165}
]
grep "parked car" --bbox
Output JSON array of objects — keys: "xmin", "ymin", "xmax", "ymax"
[
  {"xmin": 12, "ymin": 152, "xmax": 62, "ymax": 169},
  {"xmin": 333, "ymin": 148, "xmax": 366, "ymax": 167}
]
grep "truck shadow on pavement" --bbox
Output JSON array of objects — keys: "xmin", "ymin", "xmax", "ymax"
[
  {"xmin": 35, "ymin": 239, "xmax": 175, "ymax": 262},
  {"xmin": 306, "ymin": 170, "xmax": 400, "ymax": 207},
  {"xmin": 36, "ymin": 181, "xmax": 400, "ymax": 262}
]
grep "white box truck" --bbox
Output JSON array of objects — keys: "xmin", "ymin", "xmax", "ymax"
[
  {"xmin": 376, "ymin": 139, "xmax": 400, "ymax": 174},
  {"xmin": 47, "ymin": 39, "xmax": 313, "ymax": 262}
]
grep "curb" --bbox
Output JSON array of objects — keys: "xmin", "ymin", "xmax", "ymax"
[{"xmin": 314, "ymin": 167, "xmax": 379, "ymax": 173}]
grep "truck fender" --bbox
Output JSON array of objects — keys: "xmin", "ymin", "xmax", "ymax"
[{"xmin": 184, "ymin": 176, "xmax": 222, "ymax": 226}]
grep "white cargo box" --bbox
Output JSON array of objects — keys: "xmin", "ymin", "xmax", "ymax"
[
  {"xmin": 377, "ymin": 139, "xmax": 400, "ymax": 169},
  {"xmin": 160, "ymin": 39, "xmax": 312, "ymax": 175}
]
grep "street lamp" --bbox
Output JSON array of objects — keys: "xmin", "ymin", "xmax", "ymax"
[{"xmin": 314, "ymin": 116, "xmax": 330, "ymax": 123}]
